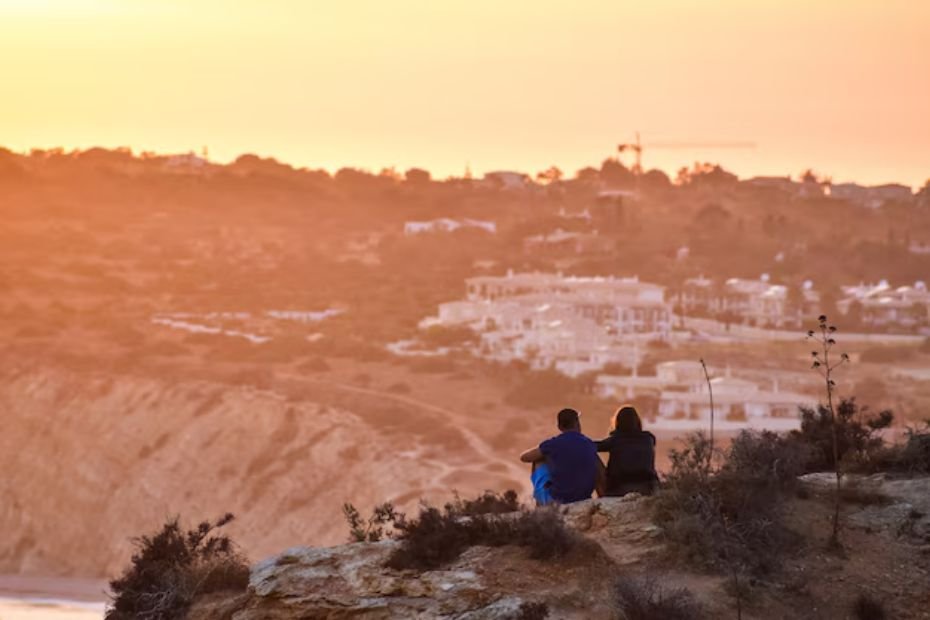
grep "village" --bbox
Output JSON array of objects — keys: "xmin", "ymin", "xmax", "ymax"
[{"xmin": 401, "ymin": 267, "xmax": 929, "ymax": 431}]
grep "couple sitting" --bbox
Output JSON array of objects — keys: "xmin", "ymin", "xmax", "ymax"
[{"xmin": 519, "ymin": 405, "xmax": 658, "ymax": 505}]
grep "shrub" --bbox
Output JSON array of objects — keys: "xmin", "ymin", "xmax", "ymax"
[
  {"xmin": 387, "ymin": 501, "xmax": 580, "ymax": 571},
  {"xmin": 852, "ymin": 593, "xmax": 887, "ymax": 620},
  {"xmin": 724, "ymin": 430, "xmax": 812, "ymax": 486},
  {"xmin": 448, "ymin": 490, "xmax": 520, "ymax": 516},
  {"xmin": 793, "ymin": 398, "xmax": 893, "ymax": 471},
  {"xmin": 343, "ymin": 502, "xmax": 405, "ymax": 543},
  {"xmin": 510, "ymin": 601, "xmax": 550, "ymax": 620},
  {"xmin": 106, "ymin": 514, "xmax": 249, "ymax": 620},
  {"xmin": 613, "ymin": 575, "xmax": 703, "ymax": 620},
  {"xmin": 871, "ymin": 421, "xmax": 930, "ymax": 474},
  {"xmin": 656, "ymin": 432, "xmax": 798, "ymax": 575}
]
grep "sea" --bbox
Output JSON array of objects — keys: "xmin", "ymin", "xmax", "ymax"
[{"xmin": 0, "ymin": 598, "xmax": 104, "ymax": 620}]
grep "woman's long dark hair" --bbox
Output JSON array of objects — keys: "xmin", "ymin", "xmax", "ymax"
[{"xmin": 610, "ymin": 405, "xmax": 643, "ymax": 433}]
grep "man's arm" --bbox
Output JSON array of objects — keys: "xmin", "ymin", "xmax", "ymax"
[{"xmin": 520, "ymin": 446, "xmax": 544, "ymax": 463}]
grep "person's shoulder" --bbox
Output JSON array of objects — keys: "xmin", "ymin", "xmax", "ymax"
[
  {"xmin": 539, "ymin": 434, "xmax": 562, "ymax": 451},
  {"xmin": 642, "ymin": 430, "xmax": 657, "ymax": 444}
]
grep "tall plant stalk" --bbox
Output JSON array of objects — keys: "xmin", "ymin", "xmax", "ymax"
[
  {"xmin": 807, "ymin": 315, "xmax": 849, "ymax": 547},
  {"xmin": 700, "ymin": 358, "xmax": 715, "ymax": 475}
]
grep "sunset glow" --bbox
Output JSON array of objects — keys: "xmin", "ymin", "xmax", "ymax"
[{"xmin": 1, "ymin": 0, "xmax": 928, "ymax": 184}]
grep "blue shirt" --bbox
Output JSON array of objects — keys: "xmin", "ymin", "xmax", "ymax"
[{"xmin": 539, "ymin": 431, "xmax": 598, "ymax": 503}]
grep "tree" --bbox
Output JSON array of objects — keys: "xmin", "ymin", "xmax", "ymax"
[
  {"xmin": 575, "ymin": 166, "xmax": 600, "ymax": 184},
  {"xmin": 535, "ymin": 166, "xmax": 563, "ymax": 184},
  {"xmin": 599, "ymin": 158, "xmax": 635, "ymax": 189},
  {"xmin": 404, "ymin": 167, "xmax": 431, "ymax": 185},
  {"xmin": 676, "ymin": 162, "xmax": 738, "ymax": 188}
]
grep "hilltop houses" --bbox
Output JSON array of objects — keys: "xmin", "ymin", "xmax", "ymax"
[
  {"xmin": 829, "ymin": 183, "xmax": 914, "ymax": 209},
  {"xmin": 420, "ymin": 272, "xmax": 672, "ymax": 376},
  {"xmin": 839, "ymin": 280, "xmax": 930, "ymax": 329},
  {"xmin": 678, "ymin": 275, "xmax": 818, "ymax": 328}
]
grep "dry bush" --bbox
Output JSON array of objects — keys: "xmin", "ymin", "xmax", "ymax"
[
  {"xmin": 510, "ymin": 601, "xmax": 550, "ymax": 620},
  {"xmin": 614, "ymin": 575, "xmax": 703, "ymax": 620},
  {"xmin": 794, "ymin": 398, "xmax": 893, "ymax": 472},
  {"xmin": 871, "ymin": 422, "xmax": 930, "ymax": 474},
  {"xmin": 106, "ymin": 514, "xmax": 249, "ymax": 620},
  {"xmin": 655, "ymin": 432, "xmax": 800, "ymax": 575},
  {"xmin": 385, "ymin": 496, "xmax": 580, "ymax": 571},
  {"xmin": 852, "ymin": 593, "xmax": 887, "ymax": 620},
  {"xmin": 448, "ymin": 490, "xmax": 520, "ymax": 516},
  {"xmin": 343, "ymin": 502, "xmax": 405, "ymax": 543}
]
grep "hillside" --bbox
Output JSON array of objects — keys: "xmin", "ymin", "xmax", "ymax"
[{"xmin": 3, "ymin": 148, "xmax": 930, "ymax": 581}]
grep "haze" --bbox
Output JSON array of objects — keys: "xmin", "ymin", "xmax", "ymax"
[{"xmin": 1, "ymin": 0, "xmax": 928, "ymax": 186}]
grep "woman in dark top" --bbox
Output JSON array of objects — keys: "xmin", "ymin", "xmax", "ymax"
[{"xmin": 595, "ymin": 405, "xmax": 659, "ymax": 497}]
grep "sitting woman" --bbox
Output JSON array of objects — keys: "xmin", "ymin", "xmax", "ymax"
[{"xmin": 595, "ymin": 405, "xmax": 659, "ymax": 497}]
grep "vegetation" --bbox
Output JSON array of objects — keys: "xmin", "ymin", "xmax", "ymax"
[
  {"xmin": 852, "ymin": 593, "xmax": 887, "ymax": 620},
  {"xmin": 387, "ymin": 504, "xmax": 580, "ymax": 571},
  {"xmin": 807, "ymin": 315, "xmax": 850, "ymax": 545},
  {"xmin": 106, "ymin": 514, "xmax": 249, "ymax": 620},
  {"xmin": 613, "ymin": 575, "xmax": 703, "ymax": 620},
  {"xmin": 655, "ymin": 431, "xmax": 801, "ymax": 577},
  {"xmin": 794, "ymin": 398, "xmax": 893, "ymax": 472},
  {"xmin": 510, "ymin": 601, "xmax": 550, "ymax": 620},
  {"xmin": 343, "ymin": 490, "xmax": 579, "ymax": 571}
]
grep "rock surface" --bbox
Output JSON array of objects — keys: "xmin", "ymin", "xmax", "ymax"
[
  {"xmin": 190, "ymin": 497, "xmax": 659, "ymax": 620},
  {"xmin": 799, "ymin": 472, "xmax": 930, "ymax": 537}
]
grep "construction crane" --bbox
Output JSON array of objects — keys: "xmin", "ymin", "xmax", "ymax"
[{"xmin": 617, "ymin": 132, "xmax": 757, "ymax": 174}]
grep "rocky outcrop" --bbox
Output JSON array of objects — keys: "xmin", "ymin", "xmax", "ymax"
[
  {"xmin": 190, "ymin": 496, "xmax": 661, "ymax": 620},
  {"xmin": 799, "ymin": 473, "xmax": 930, "ymax": 538}
]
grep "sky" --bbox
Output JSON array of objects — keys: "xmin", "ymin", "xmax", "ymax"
[{"xmin": 1, "ymin": 0, "xmax": 928, "ymax": 187}]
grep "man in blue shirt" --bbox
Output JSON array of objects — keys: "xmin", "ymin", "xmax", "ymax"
[{"xmin": 520, "ymin": 408, "xmax": 601, "ymax": 505}]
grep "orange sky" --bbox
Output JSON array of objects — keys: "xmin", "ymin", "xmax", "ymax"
[{"xmin": 1, "ymin": 0, "xmax": 928, "ymax": 187}]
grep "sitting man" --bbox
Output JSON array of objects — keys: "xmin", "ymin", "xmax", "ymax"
[{"xmin": 520, "ymin": 408, "xmax": 601, "ymax": 505}]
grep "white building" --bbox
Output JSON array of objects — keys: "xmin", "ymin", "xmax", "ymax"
[
  {"xmin": 657, "ymin": 376, "xmax": 812, "ymax": 426},
  {"xmin": 419, "ymin": 272, "xmax": 670, "ymax": 376},
  {"xmin": 829, "ymin": 183, "xmax": 914, "ymax": 209},
  {"xmin": 404, "ymin": 218, "xmax": 497, "ymax": 236},
  {"xmin": 482, "ymin": 171, "xmax": 532, "ymax": 190},
  {"xmin": 839, "ymin": 280, "xmax": 930, "ymax": 329}
]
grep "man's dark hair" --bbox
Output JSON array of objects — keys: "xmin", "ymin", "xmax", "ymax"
[{"xmin": 557, "ymin": 408, "xmax": 580, "ymax": 430}]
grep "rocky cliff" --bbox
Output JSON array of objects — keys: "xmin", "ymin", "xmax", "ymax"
[{"xmin": 188, "ymin": 477, "xmax": 930, "ymax": 620}]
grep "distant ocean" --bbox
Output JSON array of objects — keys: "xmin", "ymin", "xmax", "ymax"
[{"xmin": 0, "ymin": 597, "xmax": 104, "ymax": 620}]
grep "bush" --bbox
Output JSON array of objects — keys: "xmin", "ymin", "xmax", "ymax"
[
  {"xmin": 871, "ymin": 421, "xmax": 930, "ymax": 474},
  {"xmin": 343, "ymin": 502, "xmax": 405, "ymax": 543},
  {"xmin": 106, "ymin": 514, "xmax": 249, "ymax": 620},
  {"xmin": 613, "ymin": 575, "xmax": 703, "ymax": 620},
  {"xmin": 510, "ymin": 601, "xmax": 550, "ymax": 620},
  {"xmin": 385, "ymin": 496, "xmax": 580, "ymax": 571},
  {"xmin": 794, "ymin": 398, "xmax": 893, "ymax": 471},
  {"xmin": 449, "ymin": 490, "xmax": 520, "ymax": 516},
  {"xmin": 852, "ymin": 593, "xmax": 887, "ymax": 620},
  {"xmin": 724, "ymin": 430, "xmax": 812, "ymax": 486},
  {"xmin": 655, "ymin": 432, "xmax": 798, "ymax": 575}
]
